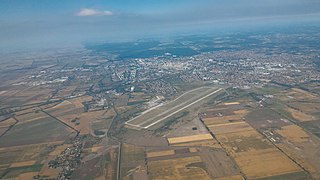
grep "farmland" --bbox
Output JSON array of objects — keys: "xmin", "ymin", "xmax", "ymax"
[{"xmin": 1, "ymin": 28, "xmax": 320, "ymax": 179}]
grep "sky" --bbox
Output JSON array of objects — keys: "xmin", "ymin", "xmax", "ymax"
[{"xmin": 0, "ymin": 0, "xmax": 320, "ymax": 51}]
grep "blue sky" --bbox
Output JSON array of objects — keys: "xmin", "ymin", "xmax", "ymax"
[{"xmin": 1, "ymin": 0, "xmax": 320, "ymax": 51}]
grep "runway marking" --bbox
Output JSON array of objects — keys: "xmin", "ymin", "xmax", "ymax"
[{"xmin": 125, "ymin": 86, "xmax": 210, "ymax": 124}]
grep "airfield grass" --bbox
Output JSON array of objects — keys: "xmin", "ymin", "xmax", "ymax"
[{"xmin": 127, "ymin": 87, "xmax": 219, "ymax": 126}]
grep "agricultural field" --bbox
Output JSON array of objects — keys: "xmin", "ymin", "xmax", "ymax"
[
  {"xmin": 0, "ymin": 142, "xmax": 62, "ymax": 179},
  {"xmin": 0, "ymin": 113, "xmax": 72, "ymax": 147},
  {"xmin": 0, "ymin": 86, "xmax": 53, "ymax": 107},
  {"xmin": 202, "ymin": 103, "xmax": 308, "ymax": 179},
  {"xmin": 167, "ymin": 134, "xmax": 213, "ymax": 145},
  {"xmin": 274, "ymin": 88, "xmax": 320, "ymax": 117},
  {"xmin": 44, "ymin": 98, "xmax": 109, "ymax": 135},
  {"xmin": 148, "ymin": 156, "xmax": 211, "ymax": 180},
  {"xmin": 120, "ymin": 143, "xmax": 147, "ymax": 180}
]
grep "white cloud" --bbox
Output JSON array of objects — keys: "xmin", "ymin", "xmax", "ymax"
[{"xmin": 76, "ymin": 8, "xmax": 113, "ymax": 17}]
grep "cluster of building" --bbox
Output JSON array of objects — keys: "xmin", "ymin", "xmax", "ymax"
[{"xmin": 48, "ymin": 137, "xmax": 83, "ymax": 180}]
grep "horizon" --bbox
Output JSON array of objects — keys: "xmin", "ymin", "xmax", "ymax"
[{"xmin": 1, "ymin": 0, "xmax": 320, "ymax": 52}]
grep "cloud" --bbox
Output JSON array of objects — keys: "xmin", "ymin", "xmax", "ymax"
[{"xmin": 76, "ymin": 8, "xmax": 113, "ymax": 17}]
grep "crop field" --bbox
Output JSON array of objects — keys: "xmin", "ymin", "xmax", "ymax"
[
  {"xmin": 15, "ymin": 111, "xmax": 48, "ymax": 124},
  {"xmin": 121, "ymin": 143, "xmax": 147, "ymax": 180},
  {"xmin": 0, "ymin": 86, "xmax": 53, "ymax": 107},
  {"xmin": 0, "ymin": 142, "xmax": 62, "ymax": 179},
  {"xmin": 274, "ymin": 88, "xmax": 320, "ymax": 115},
  {"xmin": 52, "ymin": 86, "xmax": 77, "ymax": 99},
  {"xmin": 276, "ymin": 125, "xmax": 310, "ymax": 143},
  {"xmin": 125, "ymin": 87, "xmax": 222, "ymax": 129},
  {"xmin": 276, "ymin": 140, "xmax": 320, "ymax": 179},
  {"xmin": 148, "ymin": 156, "xmax": 211, "ymax": 180},
  {"xmin": 147, "ymin": 150, "xmax": 175, "ymax": 158},
  {"xmin": 201, "ymin": 103, "xmax": 305, "ymax": 179},
  {"xmin": 45, "ymin": 100, "xmax": 107, "ymax": 134},
  {"xmin": 0, "ymin": 114, "xmax": 71, "ymax": 147},
  {"xmin": 235, "ymin": 149, "xmax": 302, "ymax": 179},
  {"xmin": 275, "ymin": 88, "xmax": 318, "ymax": 102},
  {"xmin": 0, "ymin": 118, "xmax": 16, "ymax": 135},
  {"xmin": 171, "ymin": 139, "xmax": 220, "ymax": 148},
  {"xmin": 10, "ymin": 160, "xmax": 36, "ymax": 168},
  {"xmin": 208, "ymin": 121, "xmax": 253, "ymax": 134},
  {"xmin": 215, "ymin": 128, "xmax": 303, "ymax": 179},
  {"xmin": 198, "ymin": 147, "xmax": 242, "ymax": 179},
  {"xmin": 68, "ymin": 95, "xmax": 92, "ymax": 108},
  {"xmin": 167, "ymin": 134, "xmax": 213, "ymax": 145}
]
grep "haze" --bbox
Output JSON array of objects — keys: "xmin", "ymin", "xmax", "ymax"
[{"xmin": 1, "ymin": 0, "xmax": 320, "ymax": 51}]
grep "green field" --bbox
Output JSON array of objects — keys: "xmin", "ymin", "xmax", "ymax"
[{"xmin": 0, "ymin": 116, "xmax": 71, "ymax": 147}]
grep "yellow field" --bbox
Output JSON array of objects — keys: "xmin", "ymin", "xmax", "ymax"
[
  {"xmin": 276, "ymin": 88, "xmax": 319, "ymax": 105},
  {"xmin": 15, "ymin": 111, "xmax": 48, "ymax": 124},
  {"xmin": 291, "ymin": 88, "xmax": 317, "ymax": 99},
  {"xmin": 53, "ymin": 100, "xmax": 74, "ymax": 109},
  {"xmin": 148, "ymin": 156, "xmax": 210, "ymax": 180},
  {"xmin": 235, "ymin": 149, "xmax": 301, "ymax": 179},
  {"xmin": 233, "ymin": 109, "xmax": 248, "ymax": 116},
  {"xmin": 49, "ymin": 144, "xmax": 71, "ymax": 156},
  {"xmin": 172, "ymin": 139, "xmax": 221, "ymax": 148},
  {"xmin": 203, "ymin": 117, "xmax": 232, "ymax": 126},
  {"xmin": 167, "ymin": 134, "xmax": 213, "ymax": 144},
  {"xmin": 47, "ymin": 100, "xmax": 107, "ymax": 134},
  {"xmin": 276, "ymin": 125, "xmax": 310, "ymax": 143},
  {"xmin": 202, "ymin": 105, "xmax": 304, "ymax": 179},
  {"xmin": 147, "ymin": 150, "xmax": 175, "ymax": 158},
  {"xmin": 10, "ymin": 160, "xmax": 36, "ymax": 168},
  {"xmin": 224, "ymin": 102, "xmax": 240, "ymax": 105},
  {"xmin": 286, "ymin": 108, "xmax": 314, "ymax": 122},
  {"xmin": 290, "ymin": 102, "xmax": 320, "ymax": 114},
  {"xmin": 216, "ymin": 130, "xmax": 301, "ymax": 179},
  {"xmin": 0, "ymin": 117, "xmax": 16, "ymax": 127},
  {"xmin": 91, "ymin": 146, "xmax": 104, "ymax": 153},
  {"xmin": 189, "ymin": 147, "xmax": 198, "ymax": 153},
  {"xmin": 17, "ymin": 172, "xmax": 38, "ymax": 180},
  {"xmin": 277, "ymin": 144, "xmax": 318, "ymax": 176},
  {"xmin": 208, "ymin": 121, "xmax": 254, "ymax": 135},
  {"xmin": 69, "ymin": 96, "xmax": 92, "ymax": 108}
]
